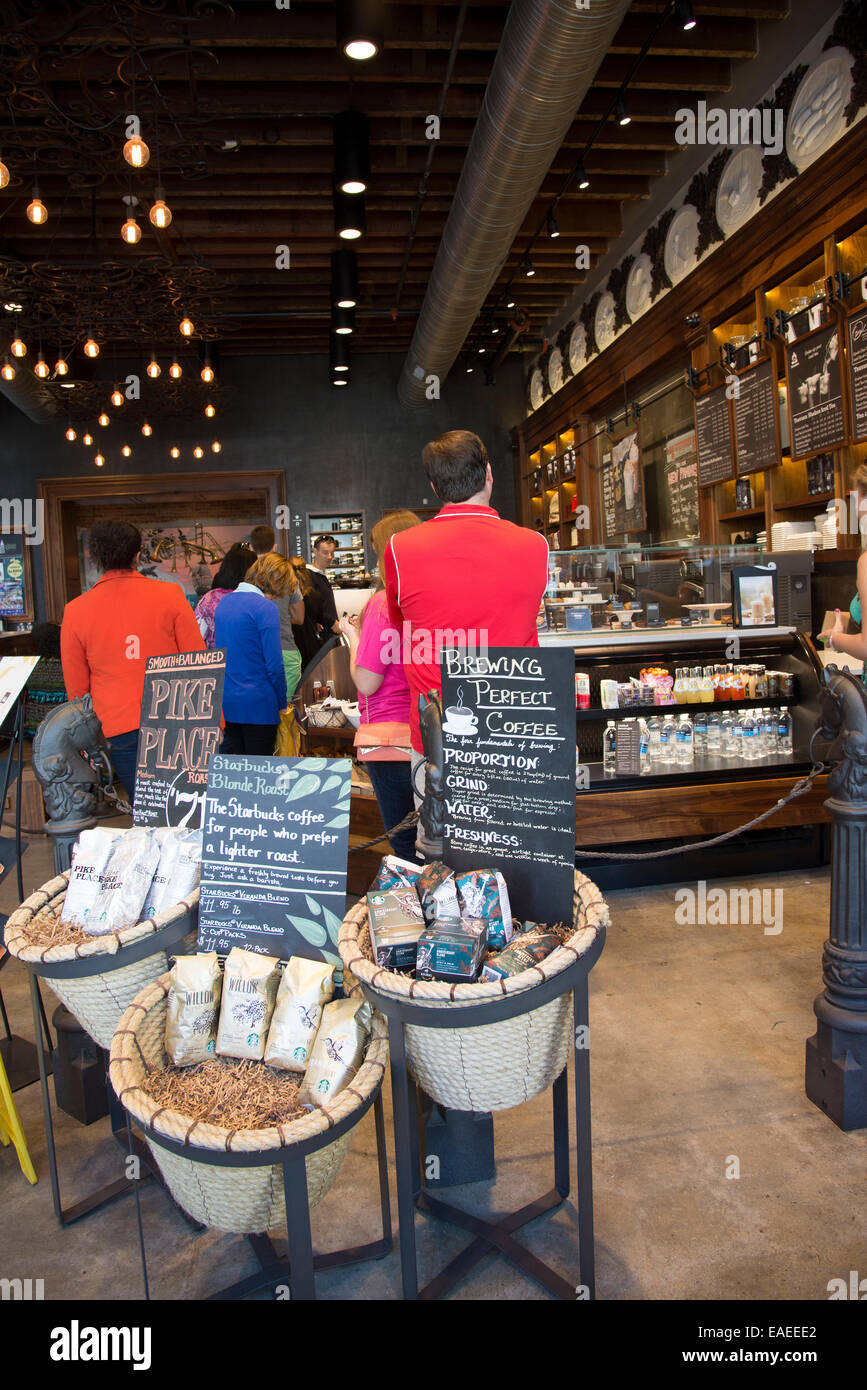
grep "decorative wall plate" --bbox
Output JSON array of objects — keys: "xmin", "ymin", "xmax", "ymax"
[
  {"xmin": 625, "ymin": 253, "xmax": 652, "ymax": 321},
  {"xmin": 715, "ymin": 146, "xmax": 763, "ymax": 236},
  {"xmin": 529, "ymin": 366, "xmax": 545, "ymax": 412},
  {"xmin": 664, "ymin": 204, "xmax": 700, "ymax": 285},
  {"xmin": 786, "ymin": 48, "xmax": 854, "ymax": 172},
  {"xmin": 548, "ymin": 344, "xmax": 564, "ymax": 395},
  {"xmin": 594, "ymin": 291, "xmax": 617, "ymax": 351},
  {"xmin": 568, "ymin": 321, "xmax": 587, "ymax": 375}
]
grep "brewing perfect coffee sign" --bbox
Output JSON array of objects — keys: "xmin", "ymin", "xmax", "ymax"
[
  {"xmin": 440, "ymin": 647, "xmax": 576, "ymax": 926},
  {"xmin": 133, "ymin": 648, "xmax": 226, "ymax": 828},
  {"xmin": 197, "ymin": 755, "xmax": 351, "ymax": 965}
]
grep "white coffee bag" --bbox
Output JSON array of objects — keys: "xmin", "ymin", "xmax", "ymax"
[
  {"xmin": 264, "ymin": 958, "xmax": 335, "ymax": 1072},
  {"xmin": 165, "ymin": 953, "xmax": 222, "ymax": 1066},
  {"xmin": 215, "ymin": 947, "xmax": 280, "ymax": 1061},
  {"xmin": 298, "ymin": 997, "xmax": 372, "ymax": 1108},
  {"xmin": 142, "ymin": 828, "xmax": 202, "ymax": 920},
  {"xmin": 83, "ymin": 829, "xmax": 160, "ymax": 936},
  {"xmin": 61, "ymin": 828, "xmax": 122, "ymax": 926}
]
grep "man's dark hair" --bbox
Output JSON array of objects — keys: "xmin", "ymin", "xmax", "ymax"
[
  {"xmin": 212, "ymin": 543, "xmax": 256, "ymax": 591},
  {"xmin": 421, "ymin": 430, "xmax": 489, "ymax": 503},
  {"xmin": 313, "ymin": 534, "xmax": 336, "ymax": 550},
  {"xmin": 250, "ymin": 524, "xmax": 275, "ymax": 554},
  {"xmin": 88, "ymin": 520, "xmax": 142, "ymax": 572},
  {"xmin": 32, "ymin": 620, "xmax": 61, "ymax": 659}
]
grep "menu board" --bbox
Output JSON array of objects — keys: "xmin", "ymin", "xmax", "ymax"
[
  {"xmin": 440, "ymin": 647, "xmax": 576, "ymax": 927},
  {"xmin": 133, "ymin": 649, "xmax": 226, "ymax": 829},
  {"xmin": 197, "ymin": 755, "xmax": 351, "ymax": 964},
  {"xmin": 847, "ymin": 304, "xmax": 867, "ymax": 444},
  {"xmin": 611, "ymin": 428, "xmax": 646, "ymax": 534},
  {"xmin": 732, "ymin": 358, "xmax": 781, "ymax": 477},
  {"xmin": 694, "ymin": 384, "xmax": 733, "ymax": 486},
  {"xmin": 601, "ymin": 450, "xmax": 617, "ymax": 540},
  {"xmin": 785, "ymin": 321, "xmax": 846, "ymax": 459},
  {"xmin": 662, "ymin": 428, "xmax": 699, "ymax": 538}
]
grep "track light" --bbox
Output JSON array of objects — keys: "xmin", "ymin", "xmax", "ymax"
[
  {"xmin": 333, "ymin": 305, "xmax": 355, "ymax": 335},
  {"xmin": 334, "ymin": 109, "xmax": 370, "ymax": 194},
  {"xmin": 576, "ymin": 160, "xmax": 590, "ymax": 190},
  {"xmin": 334, "ymin": 187, "xmax": 365, "ymax": 240},
  {"xmin": 466, "ymin": 359, "xmax": 473, "ymax": 374},
  {"xmin": 616, "ymin": 94, "xmax": 630, "ymax": 126},
  {"xmin": 336, "ymin": 0, "xmax": 384, "ymax": 61},
  {"xmin": 523, "ymin": 251, "xmax": 535, "ymax": 278},
  {"xmin": 674, "ymin": 0, "xmax": 696, "ymax": 30},
  {"xmin": 547, "ymin": 209, "xmax": 559, "ymax": 239},
  {"xmin": 331, "ymin": 248, "xmax": 359, "ymax": 308}
]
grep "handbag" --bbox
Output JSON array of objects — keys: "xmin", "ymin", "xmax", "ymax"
[{"xmin": 353, "ymin": 721, "xmax": 412, "ymax": 762}]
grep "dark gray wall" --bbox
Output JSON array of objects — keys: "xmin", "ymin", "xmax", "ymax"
[{"xmin": 0, "ymin": 352, "xmax": 525, "ymax": 619}]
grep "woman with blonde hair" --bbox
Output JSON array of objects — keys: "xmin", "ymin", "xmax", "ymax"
[
  {"xmin": 339, "ymin": 510, "xmax": 422, "ymax": 859},
  {"xmin": 214, "ymin": 552, "xmax": 300, "ymax": 754},
  {"xmin": 820, "ymin": 464, "xmax": 867, "ymax": 681}
]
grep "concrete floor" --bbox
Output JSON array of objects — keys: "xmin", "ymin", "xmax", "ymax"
[{"xmin": 1, "ymin": 828, "xmax": 864, "ymax": 1301}]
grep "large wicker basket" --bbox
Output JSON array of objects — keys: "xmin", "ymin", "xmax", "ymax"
[
  {"xmin": 338, "ymin": 871, "xmax": 608, "ymax": 1112},
  {"xmin": 4, "ymin": 873, "xmax": 199, "ymax": 1050},
  {"xmin": 110, "ymin": 975, "xmax": 389, "ymax": 1234}
]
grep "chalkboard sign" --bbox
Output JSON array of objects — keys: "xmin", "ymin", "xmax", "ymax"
[
  {"xmin": 197, "ymin": 755, "xmax": 351, "ymax": 963},
  {"xmin": 440, "ymin": 647, "xmax": 576, "ymax": 928},
  {"xmin": 694, "ymin": 384, "xmax": 733, "ymax": 486},
  {"xmin": 662, "ymin": 428, "xmax": 700, "ymax": 538},
  {"xmin": 133, "ymin": 649, "xmax": 226, "ymax": 829},
  {"xmin": 847, "ymin": 304, "xmax": 867, "ymax": 445},
  {"xmin": 732, "ymin": 358, "xmax": 781, "ymax": 477},
  {"xmin": 785, "ymin": 321, "xmax": 846, "ymax": 459},
  {"xmin": 601, "ymin": 450, "xmax": 617, "ymax": 541},
  {"xmin": 611, "ymin": 428, "xmax": 646, "ymax": 534}
]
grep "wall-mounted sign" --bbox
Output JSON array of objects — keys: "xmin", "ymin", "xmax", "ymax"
[
  {"xmin": 785, "ymin": 321, "xmax": 846, "ymax": 459},
  {"xmin": 846, "ymin": 303, "xmax": 867, "ymax": 445},
  {"xmin": 662, "ymin": 428, "xmax": 700, "ymax": 538},
  {"xmin": 732, "ymin": 357, "xmax": 781, "ymax": 477},
  {"xmin": 694, "ymin": 384, "xmax": 734, "ymax": 487},
  {"xmin": 611, "ymin": 428, "xmax": 646, "ymax": 534}
]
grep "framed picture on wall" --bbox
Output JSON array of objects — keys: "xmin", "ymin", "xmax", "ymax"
[{"xmin": 0, "ymin": 528, "xmax": 34, "ymax": 623}]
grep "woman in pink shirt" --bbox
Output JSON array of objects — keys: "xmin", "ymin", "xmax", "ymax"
[{"xmin": 339, "ymin": 511, "xmax": 421, "ymax": 861}]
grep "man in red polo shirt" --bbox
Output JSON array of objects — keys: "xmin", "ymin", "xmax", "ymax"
[{"xmin": 384, "ymin": 429, "xmax": 549, "ymax": 852}]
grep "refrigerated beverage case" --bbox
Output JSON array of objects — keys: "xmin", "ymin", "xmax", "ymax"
[
  {"xmin": 777, "ymin": 708, "xmax": 793, "ymax": 754},
  {"xmin": 675, "ymin": 714, "xmax": 694, "ymax": 766},
  {"xmin": 603, "ymin": 720, "xmax": 617, "ymax": 775}
]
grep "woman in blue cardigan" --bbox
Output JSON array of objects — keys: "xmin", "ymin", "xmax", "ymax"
[{"xmin": 215, "ymin": 552, "xmax": 302, "ymax": 754}]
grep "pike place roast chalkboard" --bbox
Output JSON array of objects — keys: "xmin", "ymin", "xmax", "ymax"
[
  {"xmin": 197, "ymin": 755, "xmax": 351, "ymax": 966},
  {"xmin": 440, "ymin": 647, "xmax": 576, "ymax": 927},
  {"xmin": 133, "ymin": 648, "xmax": 226, "ymax": 829}
]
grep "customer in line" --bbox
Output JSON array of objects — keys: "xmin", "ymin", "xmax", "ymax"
[
  {"xmin": 339, "ymin": 510, "xmax": 422, "ymax": 862},
  {"xmin": 250, "ymin": 524, "xmax": 305, "ymax": 697},
  {"xmin": 384, "ymin": 430, "xmax": 549, "ymax": 854},
  {"xmin": 289, "ymin": 557, "xmax": 323, "ymax": 669},
  {"xmin": 194, "ymin": 543, "xmax": 256, "ymax": 650},
  {"xmin": 215, "ymin": 552, "xmax": 296, "ymax": 754},
  {"xmin": 309, "ymin": 533, "xmax": 341, "ymax": 642},
  {"xmin": 820, "ymin": 462, "xmax": 867, "ymax": 683},
  {"xmin": 61, "ymin": 520, "xmax": 204, "ymax": 800}
]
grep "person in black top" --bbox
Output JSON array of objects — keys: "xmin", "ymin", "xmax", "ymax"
[
  {"xmin": 309, "ymin": 534, "xmax": 340, "ymax": 640},
  {"xmin": 289, "ymin": 558, "xmax": 325, "ymax": 667}
]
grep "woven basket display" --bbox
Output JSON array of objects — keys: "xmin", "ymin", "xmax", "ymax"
[
  {"xmin": 4, "ymin": 874, "xmax": 199, "ymax": 1050},
  {"xmin": 306, "ymin": 702, "xmax": 349, "ymax": 729},
  {"xmin": 110, "ymin": 975, "xmax": 389, "ymax": 1234},
  {"xmin": 339, "ymin": 872, "xmax": 608, "ymax": 1113}
]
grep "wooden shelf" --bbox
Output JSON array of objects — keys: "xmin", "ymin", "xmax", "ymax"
[
  {"xmin": 718, "ymin": 508, "xmax": 764, "ymax": 520},
  {"xmin": 814, "ymin": 548, "xmax": 861, "ymax": 565},
  {"xmin": 773, "ymin": 493, "xmax": 834, "ymax": 509}
]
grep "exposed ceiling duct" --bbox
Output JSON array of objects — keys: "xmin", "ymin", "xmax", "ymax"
[
  {"xmin": 397, "ymin": 0, "xmax": 634, "ymax": 408},
  {"xmin": 0, "ymin": 369, "xmax": 60, "ymax": 424}
]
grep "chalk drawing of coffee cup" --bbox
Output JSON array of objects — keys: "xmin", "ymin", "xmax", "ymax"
[{"xmin": 442, "ymin": 687, "xmax": 479, "ymax": 736}]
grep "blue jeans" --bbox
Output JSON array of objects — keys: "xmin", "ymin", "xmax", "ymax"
[
  {"xmin": 108, "ymin": 730, "xmax": 139, "ymax": 806},
  {"xmin": 365, "ymin": 759, "xmax": 418, "ymax": 862}
]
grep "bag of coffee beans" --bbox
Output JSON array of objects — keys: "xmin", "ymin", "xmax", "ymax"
[
  {"xmin": 61, "ymin": 827, "xmax": 121, "ymax": 926},
  {"xmin": 84, "ymin": 829, "xmax": 160, "ymax": 936},
  {"xmin": 370, "ymin": 854, "xmax": 421, "ymax": 896},
  {"xmin": 456, "ymin": 869, "xmax": 513, "ymax": 950},
  {"xmin": 416, "ymin": 861, "xmax": 461, "ymax": 927},
  {"xmin": 264, "ymin": 957, "xmax": 335, "ymax": 1072},
  {"xmin": 299, "ymin": 997, "xmax": 371, "ymax": 1108},
  {"xmin": 216, "ymin": 947, "xmax": 280, "ymax": 1061},
  {"xmin": 165, "ymin": 953, "xmax": 222, "ymax": 1066},
  {"xmin": 142, "ymin": 828, "xmax": 203, "ymax": 921},
  {"xmin": 480, "ymin": 931, "xmax": 561, "ymax": 982}
]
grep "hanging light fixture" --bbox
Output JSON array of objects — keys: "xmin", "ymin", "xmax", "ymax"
[
  {"xmin": 616, "ymin": 93, "xmax": 630, "ymax": 126},
  {"xmin": 523, "ymin": 250, "xmax": 535, "ymax": 278},
  {"xmin": 26, "ymin": 183, "xmax": 47, "ymax": 224},
  {"xmin": 333, "ymin": 305, "xmax": 355, "ymax": 335},
  {"xmin": 201, "ymin": 362, "xmax": 214, "ymax": 384},
  {"xmin": 336, "ymin": 0, "xmax": 384, "ymax": 61},
  {"xmin": 0, "ymin": 360, "xmax": 14, "ymax": 381},
  {"xmin": 121, "ymin": 212, "xmax": 141, "ymax": 244},
  {"xmin": 83, "ymin": 336, "xmax": 99, "ymax": 358},
  {"xmin": 204, "ymin": 402, "xmax": 216, "ymax": 418},
  {"xmin": 334, "ymin": 187, "xmax": 365, "ymax": 240},
  {"xmin": 123, "ymin": 133, "xmax": 150, "ymax": 168},
  {"xmin": 575, "ymin": 160, "xmax": 590, "ymax": 191},
  {"xmin": 141, "ymin": 421, "xmax": 152, "ymax": 436},
  {"xmin": 0, "ymin": 152, "xmax": 9, "ymax": 189},
  {"xmin": 83, "ymin": 432, "xmax": 93, "ymax": 446},
  {"xmin": 98, "ymin": 412, "xmax": 110, "ymax": 427},
  {"xmin": 331, "ymin": 248, "xmax": 359, "ymax": 308},
  {"xmin": 332, "ymin": 377, "xmax": 348, "ymax": 387},
  {"xmin": 547, "ymin": 209, "xmax": 559, "ymax": 239},
  {"xmin": 674, "ymin": 0, "xmax": 696, "ymax": 30},
  {"xmin": 10, "ymin": 337, "xmax": 26, "ymax": 358},
  {"xmin": 193, "ymin": 445, "xmax": 204, "ymax": 459},
  {"xmin": 179, "ymin": 316, "xmax": 194, "ymax": 337},
  {"xmin": 65, "ymin": 426, "xmax": 76, "ymax": 441},
  {"xmin": 122, "ymin": 444, "xmax": 132, "ymax": 457},
  {"xmin": 211, "ymin": 440, "xmax": 221, "ymax": 453},
  {"xmin": 170, "ymin": 446, "xmax": 180, "ymax": 459},
  {"xmin": 94, "ymin": 453, "xmax": 105, "ymax": 467},
  {"xmin": 34, "ymin": 354, "xmax": 49, "ymax": 378},
  {"xmin": 330, "ymin": 333, "xmax": 350, "ymax": 373},
  {"xmin": 147, "ymin": 356, "xmax": 161, "ymax": 378},
  {"xmin": 54, "ymin": 355, "xmax": 69, "ymax": 376},
  {"xmin": 333, "ymin": 109, "xmax": 370, "ymax": 194},
  {"xmin": 169, "ymin": 360, "xmax": 182, "ymax": 379},
  {"xmin": 110, "ymin": 387, "xmax": 124, "ymax": 407},
  {"xmin": 149, "ymin": 188, "xmax": 172, "ymax": 228}
]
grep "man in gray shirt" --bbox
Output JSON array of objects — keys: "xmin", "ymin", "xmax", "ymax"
[{"xmin": 250, "ymin": 524, "xmax": 305, "ymax": 695}]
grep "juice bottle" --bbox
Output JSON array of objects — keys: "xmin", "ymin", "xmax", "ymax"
[{"xmin": 731, "ymin": 670, "xmax": 745, "ymax": 701}]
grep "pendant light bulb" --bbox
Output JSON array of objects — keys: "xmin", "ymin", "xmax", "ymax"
[
  {"xmin": 84, "ymin": 337, "xmax": 99, "ymax": 358},
  {"xmin": 204, "ymin": 402, "xmax": 216, "ymax": 418},
  {"xmin": 149, "ymin": 189, "xmax": 172, "ymax": 228},
  {"xmin": 337, "ymin": 0, "xmax": 384, "ymax": 60},
  {"xmin": 147, "ymin": 358, "xmax": 161, "ymax": 378},
  {"xmin": 110, "ymin": 388, "xmax": 124, "ymax": 407},
  {"xmin": 141, "ymin": 422, "xmax": 152, "ymax": 436},
  {"xmin": 201, "ymin": 364, "xmax": 214, "ymax": 383},
  {"xmin": 123, "ymin": 135, "xmax": 150, "ymax": 168},
  {"xmin": 10, "ymin": 338, "xmax": 26, "ymax": 358},
  {"xmin": 121, "ymin": 215, "xmax": 141, "ymax": 244},
  {"xmin": 94, "ymin": 454, "xmax": 105, "ymax": 467},
  {"xmin": 193, "ymin": 445, "xmax": 204, "ymax": 459},
  {"xmin": 54, "ymin": 356, "xmax": 69, "ymax": 376},
  {"xmin": 98, "ymin": 412, "xmax": 110, "ymax": 427},
  {"xmin": 27, "ymin": 190, "xmax": 47, "ymax": 224},
  {"xmin": 0, "ymin": 158, "xmax": 9, "ymax": 190},
  {"xmin": 34, "ymin": 355, "xmax": 49, "ymax": 378},
  {"xmin": 83, "ymin": 432, "xmax": 93, "ymax": 446},
  {"xmin": 65, "ymin": 427, "xmax": 76, "ymax": 442},
  {"xmin": 0, "ymin": 361, "xmax": 14, "ymax": 381},
  {"xmin": 179, "ymin": 316, "xmax": 194, "ymax": 337},
  {"xmin": 211, "ymin": 440, "xmax": 221, "ymax": 453},
  {"xmin": 170, "ymin": 446, "xmax": 180, "ymax": 459},
  {"xmin": 122, "ymin": 444, "xmax": 132, "ymax": 457},
  {"xmin": 169, "ymin": 361, "xmax": 182, "ymax": 379}
]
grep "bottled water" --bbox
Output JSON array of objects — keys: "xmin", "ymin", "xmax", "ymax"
[
  {"xmin": 759, "ymin": 707, "xmax": 776, "ymax": 756},
  {"xmin": 720, "ymin": 711, "xmax": 736, "ymax": 759},
  {"xmin": 777, "ymin": 708, "xmax": 793, "ymax": 755},
  {"xmin": 675, "ymin": 713, "xmax": 694, "ymax": 766},
  {"xmin": 660, "ymin": 714, "xmax": 677, "ymax": 766},
  {"xmin": 603, "ymin": 720, "xmax": 617, "ymax": 775},
  {"xmin": 706, "ymin": 713, "xmax": 721, "ymax": 755},
  {"xmin": 639, "ymin": 719, "xmax": 651, "ymax": 775},
  {"xmin": 647, "ymin": 715, "xmax": 662, "ymax": 762},
  {"xmin": 740, "ymin": 710, "xmax": 760, "ymax": 761},
  {"xmin": 693, "ymin": 710, "xmax": 708, "ymax": 757}
]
